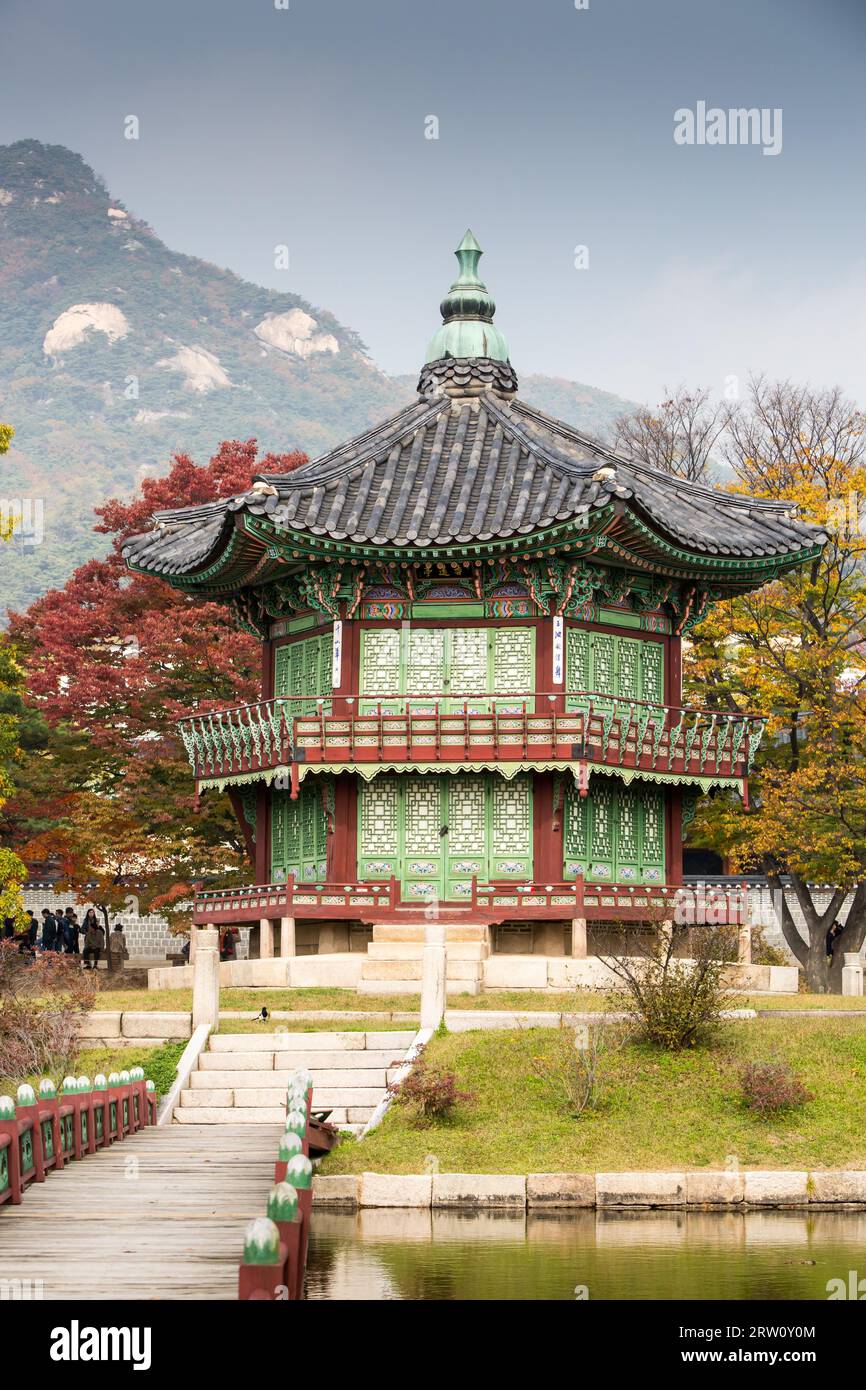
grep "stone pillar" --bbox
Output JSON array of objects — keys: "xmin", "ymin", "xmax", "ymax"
[
  {"xmin": 571, "ymin": 917, "xmax": 587, "ymax": 960},
  {"xmin": 738, "ymin": 926, "xmax": 752, "ymax": 965},
  {"xmin": 842, "ymin": 952, "xmax": 864, "ymax": 997},
  {"xmin": 258, "ymin": 918, "xmax": 274, "ymax": 960},
  {"xmin": 188, "ymin": 927, "xmax": 197, "ymax": 964},
  {"xmin": 192, "ymin": 925, "xmax": 220, "ymax": 1030},
  {"xmin": 318, "ymin": 925, "xmax": 335, "ymax": 954},
  {"xmin": 279, "ymin": 916, "xmax": 296, "ymax": 958},
  {"xmin": 421, "ymin": 921, "xmax": 446, "ymax": 1031}
]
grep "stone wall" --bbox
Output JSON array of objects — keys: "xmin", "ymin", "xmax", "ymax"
[{"xmin": 22, "ymin": 886, "xmax": 251, "ymax": 962}]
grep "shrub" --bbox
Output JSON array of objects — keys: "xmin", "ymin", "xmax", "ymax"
[
  {"xmin": 0, "ymin": 940, "xmax": 96, "ymax": 1083},
  {"xmin": 749, "ymin": 929, "xmax": 790, "ymax": 967},
  {"xmin": 603, "ymin": 921, "xmax": 735, "ymax": 1050},
  {"xmin": 388, "ymin": 1055, "xmax": 473, "ymax": 1126},
  {"xmin": 739, "ymin": 1059, "xmax": 812, "ymax": 1117},
  {"xmin": 526, "ymin": 1018, "xmax": 629, "ymax": 1118}
]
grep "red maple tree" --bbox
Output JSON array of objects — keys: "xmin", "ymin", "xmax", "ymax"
[{"xmin": 4, "ymin": 438, "xmax": 306, "ymax": 923}]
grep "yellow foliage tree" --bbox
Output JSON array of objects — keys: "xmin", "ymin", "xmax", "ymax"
[{"xmin": 686, "ymin": 379, "xmax": 866, "ymax": 991}]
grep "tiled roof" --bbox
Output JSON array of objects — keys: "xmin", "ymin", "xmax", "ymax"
[{"xmin": 123, "ymin": 371, "xmax": 825, "ymax": 578}]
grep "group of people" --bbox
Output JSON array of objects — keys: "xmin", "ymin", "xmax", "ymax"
[{"xmin": 2, "ymin": 906, "xmax": 128, "ymax": 971}]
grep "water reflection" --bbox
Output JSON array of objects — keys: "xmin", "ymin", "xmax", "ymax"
[{"xmin": 305, "ymin": 1208, "xmax": 866, "ymax": 1300}]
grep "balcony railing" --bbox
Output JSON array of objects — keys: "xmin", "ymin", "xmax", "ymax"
[
  {"xmin": 178, "ymin": 691, "xmax": 765, "ymax": 785},
  {"xmin": 193, "ymin": 876, "xmax": 398, "ymax": 924},
  {"xmin": 192, "ymin": 875, "xmax": 748, "ymax": 924}
]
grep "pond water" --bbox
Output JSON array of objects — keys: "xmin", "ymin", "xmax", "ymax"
[{"xmin": 305, "ymin": 1208, "xmax": 866, "ymax": 1300}]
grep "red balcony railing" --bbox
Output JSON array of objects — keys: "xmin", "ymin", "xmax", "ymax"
[
  {"xmin": 192, "ymin": 874, "xmax": 748, "ymax": 925},
  {"xmin": 178, "ymin": 692, "xmax": 764, "ymax": 785}
]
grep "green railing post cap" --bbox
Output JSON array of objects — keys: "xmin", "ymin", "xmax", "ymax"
[
  {"xmin": 243, "ymin": 1216, "xmax": 282, "ymax": 1266},
  {"xmin": 94, "ymin": 1074, "xmax": 108, "ymax": 1091},
  {"xmin": 284, "ymin": 1154, "xmax": 313, "ymax": 1190},
  {"xmin": 267, "ymin": 1182, "xmax": 300, "ymax": 1223},
  {"xmin": 39, "ymin": 1078, "xmax": 57, "ymax": 1098},
  {"xmin": 0, "ymin": 1096, "xmax": 15, "ymax": 1120},
  {"xmin": 16, "ymin": 1084, "xmax": 36, "ymax": 1107},
  {"xmin": 278, "ymin": 1131, "xmax": 303, "ymax": 1160},
  {"xmin": 285, "ymin": 1109, "xmax": 307, "ymax": 1136}
]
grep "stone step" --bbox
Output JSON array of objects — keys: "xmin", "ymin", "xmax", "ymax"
[
  {"xmin": 172, "ymin": 1107, "xmax": 367, "ymax": 1132},
  {"xmin": 207, "ymin": 1030, "xmax": 415, "ymax": 1053},
  {"xmin": 193, "ymin": 1052, "xmax": 403, "ymax": 1083},
  {"xmin": 366, "ymin": 941, "xmax": 488, "ymax": 962},
  {"xmin": 362, "ymin": 958, "xmax": 482, "ymax": 982},
  {"xmin": 181, "ymin": 1083, "xmax": 388, "ymax": 1108},
  {"xmin": 191, "ymin": 1067, "xmax": 389, "ymax": 1089},
  {"xmin": 370, "ymin": 922, "xmax": 489, "ymax": 944},
  {"xmin": 358, "ymin": 977, "xmax": 480, "ymax": 996}
]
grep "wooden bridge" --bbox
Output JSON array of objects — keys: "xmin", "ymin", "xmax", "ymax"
[{"xmin": 0, "ymin": 1124, "xmax": 282, "ymax": 1300}]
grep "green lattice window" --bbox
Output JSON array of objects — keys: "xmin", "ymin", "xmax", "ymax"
[
  {"xmin": 566, "ymin": 629, "xmax": 664, "ymax": 707},
  {"xmin": 274, "ymin": 632, "xmax": 333, "ymax": 715},
  {"xmin": 564, "ymin": 780, "xmax": 666, "ymax": 884},
  {"xmin": 271, "ymin": 781, "xmax": 329, "ymax": 882},
  {"xmin": 360, "ymin": 626, "xmax": 535, "ymax": 712},
  {"xmin": 357, "ymin": 772, "xmax": 533, "ymax": 900}
]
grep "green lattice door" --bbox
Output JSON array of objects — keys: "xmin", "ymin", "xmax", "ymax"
[
  {"xmin": 274, "ymin": 633, "xmax": 333, "ymax": 716},
  {"xmin": 359, "ymin": 626, "xmax": 534, "ymax": 713},
  {"xmin": 357, "ymin": 772, "xmax": 534, "ymax": 901},
  {"xmin": 404, "ymin": 774, "xmax": 446, "ymax": 899},
  {"xmin": 565, "ymin": 630, "xmax": 664, "ymax": 710},
  {"xmin": 271, "ymin": 781, "xmax": 328, "ymax": 882},
  {"xmin": 563, "ymin": 781, "xmax": 665, "ymax": 884}
]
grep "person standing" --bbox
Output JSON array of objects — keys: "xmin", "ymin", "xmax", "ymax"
[
  {"xmin": 83, "ymin": 915, "xmax": 105, "ymax": 970},
  {"xmin": 26, "ymin": 910, "xmax": 39, "ymax": 947},
  {"xmin": 64, "ymin": 907, "xmax": 81, "ymax": 955},
  {"xmin": 40, "ymin": 908, "xmax": 57, "ymax": 952}
]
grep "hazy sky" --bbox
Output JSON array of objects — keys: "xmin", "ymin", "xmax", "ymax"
[{"xmin": 1, "ymin": 0, "xmax": 864, "ymax": 406}]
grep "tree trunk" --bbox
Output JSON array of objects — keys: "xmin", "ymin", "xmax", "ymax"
[
  {"xmin": 771, "ymin": 874, "xmax": 851, "ymax": 993},
  {"xmin": 828, "ymin": 882, "xmax": 866, "ymax": 992}
]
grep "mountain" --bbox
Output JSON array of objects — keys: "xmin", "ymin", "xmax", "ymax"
[{"xmin": 0, "ymin": 141, "xmax": 637, "ymax": 614}]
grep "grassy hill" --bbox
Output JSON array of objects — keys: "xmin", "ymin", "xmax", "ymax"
[{"xmin": 0, "ymin": 141, "xmax": 636, "ymax": 615}]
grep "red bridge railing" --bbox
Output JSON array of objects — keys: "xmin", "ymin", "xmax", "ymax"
[{"xmin": 0, "ymin": 1070, "xmax": 158, "ymax": 1208}]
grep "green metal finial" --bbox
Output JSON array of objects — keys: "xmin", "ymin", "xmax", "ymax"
[{"xmin": 425, "ymin": 230, "xmax": 510, "ymax": 365}]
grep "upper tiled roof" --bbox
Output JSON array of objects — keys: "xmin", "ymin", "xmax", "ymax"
[
  {"xmin": 123, "ymin": 232, "xmax": 826, "ymax": 585},
  {"xmin": 123, "ymin": 382, "xmax": 825, "ymax": 578}
]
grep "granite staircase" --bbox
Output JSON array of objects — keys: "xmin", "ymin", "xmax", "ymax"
[
  {"xmin": 359, "ymin": 920, "xmax": 491, "ymax": 996},
  {"xmin": 174, "ymin": 1029, "xmax": 416, "ymax": 1133}
]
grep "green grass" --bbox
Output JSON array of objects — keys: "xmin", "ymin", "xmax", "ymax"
[
  {"xmin": 1, "ymin": 1041, "xmax": 185, "ymax": 1100},
  {"xmin": 92, "ymin": 984, "xmax": 866, "ymax": 1016},
  {"xmin": 92, "ymin": 986, "xmax": 422, "ymax": 1012},
  {"xmin": 218, "ymin": 1018, "xmax": 416, "ymax": 1034},
  {"xmin": 321, "ymin": 1017, "xmax": 866, "ymax": 1175}
]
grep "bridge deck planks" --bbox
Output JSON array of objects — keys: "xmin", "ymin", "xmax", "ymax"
[{"xmin": 0, "ymin": 1123, "xmax": 283, "ymax": 1300}]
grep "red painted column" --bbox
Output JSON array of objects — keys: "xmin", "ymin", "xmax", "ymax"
[
  {"xmin": 331, "ymin": 775, "xmax": 358, "ymax": 880},
  {"xmin": 255, "ymin": 784, "xmax": 270, "ymax": 884},
  {"xmin": 667, "ymin": 633, "xmax": 683, "ymax": 706},
  {"xmin": 261, "ymin": 638, "xmax": 274, "ymax": 701},
  {"xmin": 533, "ymin": 773, "xmax": 562, "ymax": 882},
  {"xmin": 667, "ymin": 790, "xmax": 683, "ymax": 885}
]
